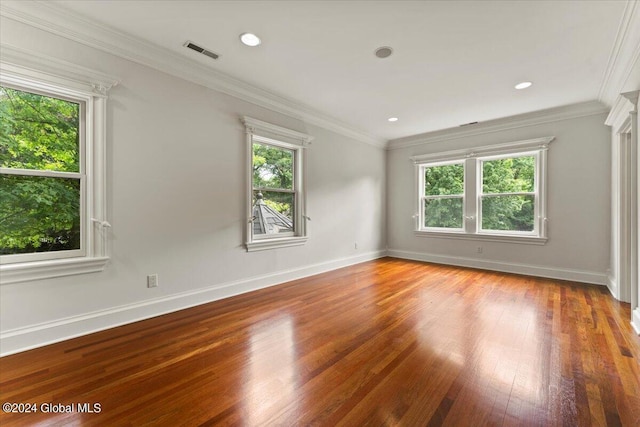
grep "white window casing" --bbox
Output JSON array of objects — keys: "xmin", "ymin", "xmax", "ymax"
[
  {"xmin": 0, "ymin": 46, "xmax": 118, "ymax": 284},
  {"xmin": 418, "ymin": 160, "xmax": 466, "ymax": 233},
  {"xmin": 411, "ymin": 136, "xmax": 554, "ymax": 245},
  {"xmin": 242, "ymin": 116, "xmax": 313, "ymax": 252}
]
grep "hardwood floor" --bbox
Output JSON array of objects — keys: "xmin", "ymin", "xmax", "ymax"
[{"xmin": 1, "ymin": 258, "xmax": 639, "ymax": 426}]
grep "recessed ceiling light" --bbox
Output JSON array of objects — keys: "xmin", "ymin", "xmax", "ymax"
[
  {"xmin": 240, "ymin": 33, "xmax": 261, "ymax": 47},
  {"xmin": 388, "ymin": 117, "xmax": 398, "ymax": 122},
  {"xmin": 515, "ymin": 81, "xmax": 533, "ymax": 90},
  {"xmin": 375, "ymin": 46, "xmax": 393, "ymax": 59}
]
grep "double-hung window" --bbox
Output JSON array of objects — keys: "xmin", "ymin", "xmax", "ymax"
[
  {"xmin": 421, "ymin": 161, "xmax": 465, "ymax": 230},
  {"xmin": 0, "ymin": 47, "xmax": 117, "ymax": 284},
  {"xmin": 413, "ymin": 137, "xmax": 553, "ymax": 244},
  {"xmin": 1, "ymin": 85, "xmax": 84, "ymax": 261},
  {"xmin": 479, "ymin": 154, "xmax": 536, "ymax": 233},
  {"xmin": 242, "ymin": 117, "xmax": 312, "ymax": 252}
]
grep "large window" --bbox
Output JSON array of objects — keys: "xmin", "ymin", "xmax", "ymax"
[
  {"xmin": 422, "ymin": 162, "xmax": 464, "ymax": 229},
  {"xmin": 0, "ymin": 48, "xmax": 117, "ymax": 284},
  {"xmin": 413, "ymin": 137, "xmax": 553, "ymax": 244},
  {"xmin": 1, "ymin": 85, "xmax": 84, "ymax": 260},
  {"xmin": 243, "ymin": 117, "xmax": 312, "ymax": 251},
  {"xmin": 480, "ymin": 154, "xmax": 536, "ymax": 233},
  {"xmin": 252, "ymin": 141, "xmax": 295, "ymax": 237}
]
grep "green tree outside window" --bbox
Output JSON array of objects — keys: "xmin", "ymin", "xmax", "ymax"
[{"xmin": 0, "ymin": 85, "xmax": 81, "ymax": 255}]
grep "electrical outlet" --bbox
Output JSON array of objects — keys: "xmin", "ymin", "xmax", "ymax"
[
  {"xmin": 477, "ymin": 246, "xmax": 483, "ymax": 254},
  {"xmin": 355, "ymin": 242, "xmax": 358, "ymax": 250},
  {"xmin": 147, "ymin": 274, "xmax": 158, "ymax": 288}
]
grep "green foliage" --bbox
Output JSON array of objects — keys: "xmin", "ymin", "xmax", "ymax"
[
  {"xmin": 0, "ymin": 86, "xmax": 79, "ymax": 172},
  {"xmin": 424, "ymin": 163, "xmax": 464, "ymax": 228},
  {"xmin": 252, "ymin": 143, "xmax": 293, "ymax": 190},
  {"xmin": 425, "ymin": 163, "xmax": 463, "ymax": 196},
  {"xmin": 0, "ymin": 85, "xmax": 81, "ymax": 254},
  {"xmin": 423, "ymin": 156, "xmax": 536, "ymax": 231},
  {"xmin": 252, "ymin": 143, "xmax": 294, "ymax": 217},
  {"xmin": 481, "ymin": 156, "xmax": 535, "ymax": 231},
  {"xmin": 482, "ymin": 156, "xmax": 534, "ymax": 194},
  {"xmin": 424, "ymin": 197, "xmax": 463, "ymax": 228}
]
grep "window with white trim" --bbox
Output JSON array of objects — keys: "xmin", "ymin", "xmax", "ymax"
[
  {"xmin": 0, "ymin": 49, "xmax": 117, "ymax": 284},
  {"xmin": 421, "ymin": 161, "xmax": 465, "ymax": 230},
  {"xmin": 479, "ymin": 153, "xmax": 536, "ymax": 233},
  {"xmin": 1, "ymin": 84, "xmax": 85, "ymax": 262},
  {"xmin": 413, "ymin": 137, "xmax": 553, "ymax": 244},
  {"xmin": 242, "ymin": 117, "xmax": 312, "ymax": 252}
]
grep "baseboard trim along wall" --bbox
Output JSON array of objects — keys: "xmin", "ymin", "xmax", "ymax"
[
  {"xmin": 0, "ymin": 250, "xmax": 386, "ymax": 357},
  {"xmin": 607, "ymin": 275, "xmax": 619, "ymax": 299},
  {"xmin": 387, "ymin": 249, "xmax": 609, "ymax": 286},
  {"xmin": 632, "ymin": 308, "xmax": 640, "ymax": 335}
]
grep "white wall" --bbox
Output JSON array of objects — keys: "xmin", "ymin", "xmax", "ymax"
[
  {"xmin": 0, "ymin": 17, "xmax": 386, "ymax": 354},
  {"xmin": 636, "ymin": 107, "xmax": 640, "ymax": 333},
  {"xmin": 387, "ymin": 112, "xmax": 611, "ymax": 284}
]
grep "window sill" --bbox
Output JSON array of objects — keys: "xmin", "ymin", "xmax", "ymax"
[
  {"xmin": 0, "ymin": 256, "xmax": 110, "ymax": 285},
  {"xmin": 414, "ymin": 230, "xmax": 547, "ymax": 245},
  {"xmin": 246, "ymin": 236, "xmax": 308, "ymax": 252}
]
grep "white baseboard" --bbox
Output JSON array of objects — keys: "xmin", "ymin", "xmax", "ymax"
[
  {"xmin": 0, "ymin": 250, "xmax": 386, "ymax": 357},
  {"xmin": 387, "ymin": 249, "xmax": 608, "ymax": 286},
  {"xmin": 607, "ymin": 275, "xmax": 619, "ymax": 299},
  {"xmin": 632, "ymin": 308, "xmax": 640, "ymax": 335}
]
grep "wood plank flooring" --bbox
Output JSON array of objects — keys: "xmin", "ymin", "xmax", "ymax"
[{"xmin": 1, "ymin": 257, "xmax": 639, "ymax": 426}]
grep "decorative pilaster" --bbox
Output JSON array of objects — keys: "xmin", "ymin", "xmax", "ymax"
[{"xmin": 621, "ymin": 91, "xmax": 639, "ymax": 333}]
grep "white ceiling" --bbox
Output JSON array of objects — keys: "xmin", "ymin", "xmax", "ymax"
[{"xmin": 48, "ymin": 0, "xmax": 628, "ymax": 141}]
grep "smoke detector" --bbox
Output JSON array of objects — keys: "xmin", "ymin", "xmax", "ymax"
[{"xmin": 375, "ymin": 46, "xmax": 393, "ymax": 59}]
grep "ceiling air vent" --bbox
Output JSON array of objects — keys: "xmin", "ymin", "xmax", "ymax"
[{"xmin": 184, "ymin": 41, "xmax": 220, "ymax": 60}]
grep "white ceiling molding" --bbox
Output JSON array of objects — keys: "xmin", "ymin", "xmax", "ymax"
[
  {"xmin": 0, "ymin": 1, "xmax": 385, "ymax": 149},
  {"xmin": 605, "ymin": 90, "xmax": 640, "ymax": 129},
  {"xmin": 388, "ymin": 101, "xmax": 608, "ymax": 151},
  {"xmin": 0, "ymin": 44, "xmax": 119, "ymax": 97},
  {"xmin": 598, "ymin": 0, "xmax": 640, "ymax": 106}
]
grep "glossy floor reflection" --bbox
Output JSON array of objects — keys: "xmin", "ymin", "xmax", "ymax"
[{"xmin": 1, "ymin": 258, "xmax": 639, "ymax": 426}]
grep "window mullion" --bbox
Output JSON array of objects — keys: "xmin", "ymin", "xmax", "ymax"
[
  {"xmin": 253, "ymin": 188, "xmax": 295, "ymax": 194},
  {"xmin": 481, "ymin": 191, "xmax": 536, "ymax": 197},
  {"xmin": 0, "ymin": 168, "xmax": 83, "ymax": 179},
  {"xmin": 465, "ymin": 158, "xmax": 477, "ymax": 233},
  {"xmin": 423, "ymin": 194, "xmax": 463, "ymax": 200}
]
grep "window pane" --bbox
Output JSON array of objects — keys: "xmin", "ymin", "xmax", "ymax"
[
  {"xmin": 482, "ymin": 156, "xmax": 534, "ymax": 194},
  {"xmin": 0, "ymin": 85, "xmax": 80, "ymax": 172},
  {"xmin": 252, "ymin": 143, "xmax": 294, "ymax": 190},
  {"xmin": 481, "ymin": 194, "xmax": 534, "ymax": 231},
  {"xmin": 0, "ymin": 175, "xmax": 81, "ymax": 254},
  {"xmin": 252, "ymin": 190, "xmax": 294, "ymax": 235},
  {"xmin": 424, "ymin": 197, "xmax": 463, "ymax": 228},
  {"xmin": 425, "ymin": 163, "xmax": 464, "ymax": 196}
]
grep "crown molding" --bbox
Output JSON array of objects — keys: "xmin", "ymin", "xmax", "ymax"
[
  {"xmin": 0, "ymin": 44, "xmax": 119, "ymax": 96},
  {"xmin": 0, "ymin": 1, "xmax": 385, "ymax": 149},
  {"xmin": 598, "ymin": 0, "xmax": 640, "ymax": 106},
  {"xmin": 605, "ymin": 90, "xmax": 639, "ymax": 130},
  {"xmin": 388, "ymin": 101, "xmax": 608, "ymax": 150}
]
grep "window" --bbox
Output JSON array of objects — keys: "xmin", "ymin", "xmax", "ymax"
[
  {"xmin": 1, "ymin": 85, "xmax": 84, "ymax": 261},
  {"xmin": 0, "ymin": 47, "xmax": 117, "ymax": 284},
  {"xmin": 422, "ymin": 162, "xmax": 465, "ymax": 230},
  {"xmin": 242, "ymin": 117, "xmax": 312, "ymax": 251},
  {"xmin": 413, "ymin": 137, "xmax": 553, "ymax": 244},
  {"xmin": 252, "ymin": 141, "xmax": 295, "ymax": 237},
  {"xmin": 480, "ymin": 154, "xmax": 536, "ymax": 233}
]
